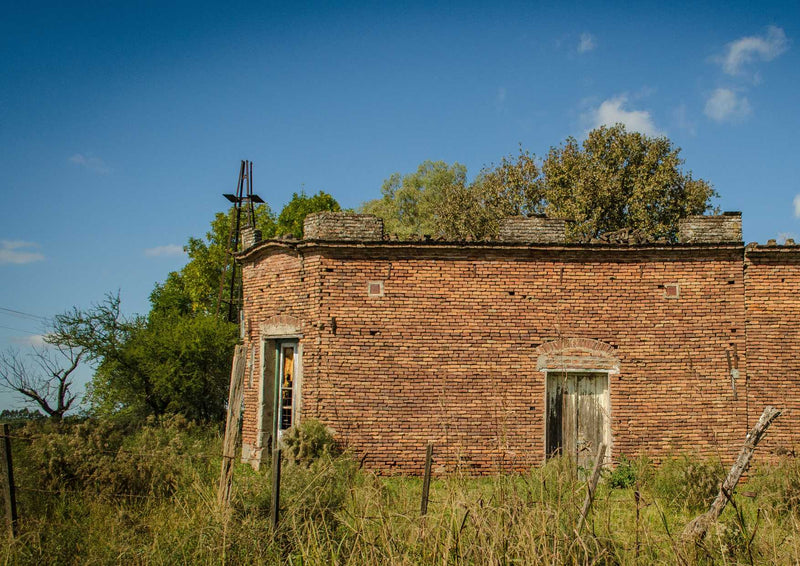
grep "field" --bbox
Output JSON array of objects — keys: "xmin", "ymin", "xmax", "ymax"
[{"xmin": 2, "ymin": 417, "xmax": 800, "ymax": 565}]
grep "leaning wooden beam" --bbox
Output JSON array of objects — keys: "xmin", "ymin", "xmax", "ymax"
[
  {"xmin": 682, "ymin": 406, "xmax": 781, "ymax": 543},
  {"xmin": 218, "ymin": 344, "xmax": 247, "ymax": 507},
  {"xmin": 576, "ymin": 442, "xmax": 606, "ymax": 534}
]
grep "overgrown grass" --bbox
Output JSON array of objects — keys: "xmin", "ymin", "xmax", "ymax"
[{"xmin": 3, "ymin": 419, "xmax": 800, "ymax": 565}]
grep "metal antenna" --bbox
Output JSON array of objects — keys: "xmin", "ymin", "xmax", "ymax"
[{"xmin": 217, "ymin": 160, "xmax": 264, "ymax": 323}]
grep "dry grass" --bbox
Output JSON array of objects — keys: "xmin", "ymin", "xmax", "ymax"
[{"xmin": 3, "ymin": 421, "xmax": 800, "ymax": 565}]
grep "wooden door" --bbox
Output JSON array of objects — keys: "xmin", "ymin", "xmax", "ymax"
[{"xmin": 546, "ymin": 372, "xmax": 609, "ymax": 467}]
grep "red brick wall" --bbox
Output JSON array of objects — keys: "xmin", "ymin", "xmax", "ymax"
[
  {"xmin": 745, "ymin": 248, "xmax": 800, "ymax": 456},
  {"xmin": 241, "ymin": 242, "xmax": 754, "ymax": 474}
]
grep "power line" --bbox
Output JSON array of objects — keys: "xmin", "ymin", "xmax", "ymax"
[
  {"xmin": 0, "ymin": 324, "xmax": 42, "ymax": 336},
  {"xmin": 0, "ymin": 306, "xmax": 50, "ymax": 322}
]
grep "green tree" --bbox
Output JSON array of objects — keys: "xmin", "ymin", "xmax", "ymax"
[
  {"xmin": 360, "ymin": 161, "xmax": 468, "ymax": 238},
  {"xmin": 541, "ymin": 124, "xmax": 717, "ymax": 241},
  {"xmin": 49, "ymin": 293, "xmax": 238, "ymax": 421},
  {"xmin": 362, "ymin": 125, "xmax": 717, "ymax": 242},
  {"xmin": 276, "ymin": 190, "xmax": 341, "ymax": 238},
  {"xmin": 436, "ymin": 147, "xmax": 543, "ymax": 239},
  {"xmin": 151, "ymin": 204, "xmax": 277, "ymax": 316}
]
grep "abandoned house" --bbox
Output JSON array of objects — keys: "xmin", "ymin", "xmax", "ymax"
[{"xmin": 237, "ymin": 211, "xmax": 800, "ymax": 473}]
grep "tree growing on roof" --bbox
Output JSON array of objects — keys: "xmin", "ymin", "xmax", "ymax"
[{"xmin": 361, "ymin": 125, "xmax": 717, "ymax": 242}]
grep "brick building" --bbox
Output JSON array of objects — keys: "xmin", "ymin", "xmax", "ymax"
[{"xmin": 237, "ymin": 211, "xmax": 800, "ymax": 473}]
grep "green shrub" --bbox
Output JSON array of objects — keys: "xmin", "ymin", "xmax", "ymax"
[
  {"xmin": 16, "ymin": 415, "xmax": 218, "ymax": 498},
  {"xmin": 608, "ymin": 454, "xmax": 637, "ymax": 489},
  {"xmin": 652, "ymin": 453, "xmax": 724, "ymax": 512},
  {"xmin": 281, "ymin": 418, "xmax": 341, "ymax": 466}
]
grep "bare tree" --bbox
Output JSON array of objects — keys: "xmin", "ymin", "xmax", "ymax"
[{"xmin": 0, "ymin": 345, "xmax": 83, "ymax": 420}]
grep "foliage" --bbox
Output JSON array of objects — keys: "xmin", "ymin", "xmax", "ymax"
[
  {"xmin": 0, "ymin": 345, "xmax": 83, "ymax": 420},
  {"xmin": 436, "ymin": 146, "xmax": 543, "ymax": 239},
  {"xmin": 281, "ymin": 418, "xmax": 342, "ymax": 466},
  {"xmin": 652, "ymin": 453, "xmax": 724, "ymax": 512},
  {"xmin": 88, "ymin": 312, "xmax": 238, "ymax": 421},
  {"xmin": 0, "ymin": 407, "xmax": 45, "ymax": 423},
  {"xmin": 48, "ymin": 292, "xmax": 238, "ymax": 421},
  {"xmin": 152, "ymin": 203, "xmax": 277, "ymax": 317},
  {"xmin": 362, "ymin": 125, "xmax": 717, "ymax": 242},
  {"xmin": 608, "ymin": 454, "xmax": 638, "ymax": 489},
  {"xmin": 276, "ymin": 190, "xmax": 341, "ymax": 238},
  {"xmin": 541, "ymin": 124, "xmax": 718, "ymax": 241},
  {"xmin": 6, "ymin": 427, "xmax": 800, "ymax": 565},
  {"xmin": 750, "ymin": 455, "xmax": 800, "ymax": 515},
  {"xmin": 15, "ymin": 415, "xmax": 218, "ymax": 498},
  {"xmin": 360, "ymin": 161, "xmax": 468, "ymax": 238}
]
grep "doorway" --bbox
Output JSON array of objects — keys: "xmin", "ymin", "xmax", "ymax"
[{"xmin": 545, "ymin": 371, "xmax": 610, "ymax": 467}]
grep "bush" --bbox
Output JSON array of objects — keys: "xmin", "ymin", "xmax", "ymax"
[
  {"xmin": 281, "ymin": 418, "xmax": 341, "ymax": 466},
  {"xmin": 652, "ymin": 453, "xmax": 724, "ymax": 512},
  {"xmin": 608, "ymin": 454, "xmax": 637, "ymax": 489},
  {"xmin": 16, "ymin": 415, "xmax": 219, "ymax": 499}
]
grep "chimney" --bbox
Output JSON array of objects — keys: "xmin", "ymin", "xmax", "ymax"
[
  {"xmin": 303, "ymin": 212, "xmax": 384, "ymax": 241},
  {"xmin": 678, "ymin": 212, "xmax": 742, "ymax": 243},
  {"xmin": 241, "ymin": 226, "xmax": 262, "ymax": 249},
  {"xmin": 497, "ymin": 216, "xmax": 567, "ymax": 243}
]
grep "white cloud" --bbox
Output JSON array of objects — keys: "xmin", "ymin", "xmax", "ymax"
[
  {"xmin": 0, "ymin": 240, "xmax": 44, "ymax": 265},
  {"xmin": 144, "ymin": 244, "xmax": 185, "ymax": 258},
  {"xmin": 704, "ymin": 88, "xmax": 752, "ymax": 122},
  {"xmin": 10, "ymin": 334, "xmax": 47, "ymax": 347},
  {"xmin": 672, "ymin": 104, "xmax": 697, "ymax": 136},
  {"xmin": 578, "ymin": 33, "xmax": 596, "ymax": 54},
  {"xmin": 717, "ymin": 26, "xmax": 789, "ymax": 76},
  {"xmin": 587, "ymin": 95, "xmax": 662, "ymax": 136},
  {"xmin": 794, "ymin": 194, "xmax": 800, "ymax": 218},
  {"xmin": 69, "ymin": 153, "xmax": 111, "ymax": 174}
]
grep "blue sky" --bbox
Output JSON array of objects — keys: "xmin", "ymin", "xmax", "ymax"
[{"xmin": 1, "ymin": 1, "xmax": 799, "ymax": 410}]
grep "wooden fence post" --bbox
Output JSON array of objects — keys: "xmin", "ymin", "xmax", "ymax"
[
  {"xmin": 683, "ymin": 406, "xmax": 781, "ymax": 543},
  {"xmin": 1, "ymin": 423, "xmax": 18, "ymax": 539},
  {"xmin": 270, "ymin": 449, "xmax": 282, "ymax": 532},
  {"xmin": 218, "ymin": 345, "xmax": 247, "ymax": 507},
  {"xmin": 576, "ymin": 442, "xmax": 606, "ymax": 534},
  {"xmin": 420, "ymin": 443, "xmax": 433, "ymax": 516}
]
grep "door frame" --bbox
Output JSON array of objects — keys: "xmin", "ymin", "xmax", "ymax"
[{"xmin": 544, "ymin": 370, "xmax": 611, "ymax": 464}]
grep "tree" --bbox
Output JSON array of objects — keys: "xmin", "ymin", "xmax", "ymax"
[
  {"xmin": 276, "ymin": 190, "xmax": 341, "ymax": 238},
  {"xmin": 0, "ymin": 346, "xmax": 82, "ymax": 420},
  {"xmin": 151, "ymin": 203, "xmax": 277, "ymax": 317},
  {"xmin": 48, "ymin": 292, "xmax": 238, "ymax": 421},
  {"xmin": 360, "ymin": 161, "xmax": 467, "ymax": 238},
  {"xmin": 436, "ymin": 147, "xmax": 543, "ymax": 239},
  {"xmin": 362, "ymin": 125, "xmax": 717, "ymax": 242},
  {"xmin": 541, "ymin": 124, "xmax": 717, "ymax": 241}
]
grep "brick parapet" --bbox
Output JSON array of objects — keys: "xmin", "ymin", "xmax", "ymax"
[
  {"xmin": 303, "ymin": 212, "xmax": 384, "ymax": 241},
  {"xmin": 678, "ymin": 212, "xmax": 742, "ymax": 243},
  {"xmin": 498, "ymin": 216, "xmax": 567, "ymax": 243}
]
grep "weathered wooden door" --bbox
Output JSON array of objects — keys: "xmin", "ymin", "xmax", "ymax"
[{"xmin": 546, "ymin": 372, "xmax": 609, "ymax": 467}]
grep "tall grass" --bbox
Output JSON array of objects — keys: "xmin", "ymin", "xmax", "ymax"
[{"xmin": 3, "ymin": 419, "xmax": 800, "ymax": 565}]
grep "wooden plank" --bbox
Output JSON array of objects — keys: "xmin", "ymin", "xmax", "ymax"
[
  {"xmin": 420, "ymin": 443, "xmax": 434, "ymax": 515},
  {"xmin": 563, "ymin": 374, "xmax": 577, "ymax": 462},
  {"xmin": 577, "ymin": 442, "xmax": 607, "ymax": 534},
  {"xmin": 546, "ymin": 373, "xmax": 562, "ymax": 457},
  {"xmin": 217, "ymin": 344, "xmax": 247, "ymax": 507},
  {"xmin": 1, "ymin": 424, "xmax": 18, "ymax": 539}
]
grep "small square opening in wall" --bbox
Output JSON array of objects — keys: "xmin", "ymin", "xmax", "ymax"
[
  {"xmin": 664, "ymin": 283, "xmax": 680, "ymax": 299},
  {"xmin": 367, "ymin": 281, "xmax": 384, "ymax": 297}
]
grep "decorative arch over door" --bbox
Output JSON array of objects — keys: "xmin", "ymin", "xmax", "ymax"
[{"xmin": 535, "ymin": 338, "xmax": 618, "ymax": 466}]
